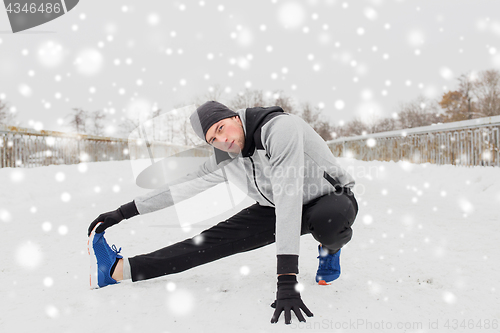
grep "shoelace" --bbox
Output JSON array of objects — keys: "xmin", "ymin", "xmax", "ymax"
[
  {"xmin": 111, "ymin": 244, "xmax": 122, "ymax": 255},
  {"xmin": 317, "ymin": 254, "xmax": 335, "ymax": 270}
]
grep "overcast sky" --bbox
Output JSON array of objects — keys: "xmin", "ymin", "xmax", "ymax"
[{"xmin": 1, "ymin": 0, "xmax": 499, "ymax": 135}]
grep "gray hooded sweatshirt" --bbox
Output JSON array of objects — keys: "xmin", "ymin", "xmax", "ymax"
[{"xmin": 134, "ymin": 106, "xmax": 355, "ymax": 273}]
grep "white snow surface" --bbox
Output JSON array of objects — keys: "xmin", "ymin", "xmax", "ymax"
[{"xmin": 1, "ymin": 158, "xmax": 499, "ymax": 332}]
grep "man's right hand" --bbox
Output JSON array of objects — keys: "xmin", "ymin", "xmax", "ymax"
[
  {"xmin": 87, "ymin": 209, "xmax": 124, "ymax": 236},
  {"xmin": 87, "ymin": 201, "xmax": 139, "ymax": 236},
  {"xmin": 270, "ymin": 274, "xmax": 313, "ymax": 324}
]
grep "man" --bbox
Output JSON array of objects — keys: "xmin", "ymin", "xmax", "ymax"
[{"xmin": 88, "ymin": 101, "xmax": 358, "ymax": 325}]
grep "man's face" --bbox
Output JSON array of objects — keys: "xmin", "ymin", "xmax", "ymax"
[{"xmin": 205, "ymin": 116, "xmax": 245, "ymax": 153}]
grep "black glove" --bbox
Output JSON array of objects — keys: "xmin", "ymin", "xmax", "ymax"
[
  {"xmin": 87, "ymin": 201, "xmax": 139, "ymax": 236},
  {"xmin": 270, "ymin": 275, "xmax": 313, "ymax": 324}
]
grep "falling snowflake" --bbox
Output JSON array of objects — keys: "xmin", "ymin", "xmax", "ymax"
[
  {"xmin": 407, "ymin": 29, "xmax": 425, "ymax": 47},
  {"xmin": 10, "ymin": 170, "xmax": 25, "ymax": 183},
  {"xmin": 166, "ymin": 281, "xmax": 176, "ymax": 292},
  {"xmin": 42, "ymin": 221, "xmax": 52, "ymax": 232},
  {"xmin": 439, "ymin": 67, "xmax": 454, "ymax": 80},
  {"xmin": 16, "ymin": 241, "xmax": 43, "ymax": 269},
  {"xmin": 55, "ymin": 172, "xmax": 65, "ymax": 182},
  {"xmin": 239, "ymin": 266, "xmax": 250, "ymax": 276},
  {"xmin": 362, "ymin": 215, "xmax": 373, "ymax": 225},
  {"xmin": 18, "ymin": 84, "xmax": 33, "ymax": 97},
  {"xmin": 277, "ymin": 2, "xmax": 305, "ymax": 29},
  {"xmin": 61, "ymin": 193, "xmax": 71, "ymax": 202},
  {"xmin": 45, "ymin": 305, "xmax": 59, "ymax": 318},
  {"xmin": 43, "ymin": 277, "xmax": 54, "ymax": 287},
  {"xmin": 37, "ymin": 41, "xmax": 65, "ymax": 68},
  {"xmin": 78, "ymin": 163, "xmax": 88, "ymax": 173},
  {"xmin": 58, "ymin": 225, "xmax": 69, "ymax": 235},
  {"xmin": 367, "ymin": 280, "xmax": 381, "ymax": 295},
  {"xmin": 366, "ymin": 138, "xmax": 376, "ymax": 147},
  {"xmin": 335, "ymin": 100, "xmax": 345, "ymax": 110},
  {"xmin": 236, "ymin": 28, "xmax": 254, "ymax": 47},
  {"xmin": 0, "ymin": 209, "xmax": 12, "ymax": 223},
  {"xmin": 166, "ymin": 289, "xmax": 194, "ymax": 315},
  {"xmin": 147, "ymin": 13, "xmax": 160, "ymax": 26},
  {"xmin": 442, "ymin": 291, "xmax": 457, "ymax": 304},
  {"xmin": 74, "ymin": 49, "xmax": 103, "ymax": 76},
  {"xmin": 364, "ymin": 7, "xmax": 378, "ymax": 21},
  {"xmin": 458, "ymin": 198, "xmax": 474, "ymax": 213}
]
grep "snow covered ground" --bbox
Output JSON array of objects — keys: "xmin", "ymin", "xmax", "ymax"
[{"xmin": 1, "ymin": 158, "xmax": 499, "ymax": 333}]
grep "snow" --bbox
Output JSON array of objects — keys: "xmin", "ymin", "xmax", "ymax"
[{"xmin": 1, "ymin": 158, "xmax": 499, "ymax": 332}]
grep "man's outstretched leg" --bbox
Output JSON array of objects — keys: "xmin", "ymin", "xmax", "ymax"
[
  {"xmin": 88, "ymin": 203, "xmax": 277, "ymax": 287},
  {"xmin": 127, "ymin": 203, "xmax": 277, "ymax": 282}
]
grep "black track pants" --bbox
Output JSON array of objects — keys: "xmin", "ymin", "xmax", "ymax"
[{"xmin": 128, "ymin": 191, "xmax": 358, "ymax": 282}]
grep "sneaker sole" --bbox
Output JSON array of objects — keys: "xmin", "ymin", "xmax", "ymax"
[
  {"xmin": 316, "ymin": 274, "xmax": 340, "ymax": 285},
  {"xmin": 88, "ymin": 223, "xmax": 102, "ymax": 290}
]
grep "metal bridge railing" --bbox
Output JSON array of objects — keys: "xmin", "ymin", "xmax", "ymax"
[
  {"xmin": 0, "ymin": 125, "xmax": 211, "ymax": 169},
  {"xmin": 0, "ymin": 124, "xmax": 132, "ymax": 168},
  {"xmin": 327, "ymin": 115, "xmax": 500, "ymax": 167}
]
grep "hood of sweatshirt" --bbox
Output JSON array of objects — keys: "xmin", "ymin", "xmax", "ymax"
[{"xmin": 213, "ymin": 106, "xmax": 285, "ymax": 165}]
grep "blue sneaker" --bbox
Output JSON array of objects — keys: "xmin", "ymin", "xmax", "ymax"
[
  {"xmin": 315, "ymin": 245, "xmax": 341, "ymax": 285},
  {"xmin": 88, "ymin": 223, "xmax": 122, "ymax": 289}
]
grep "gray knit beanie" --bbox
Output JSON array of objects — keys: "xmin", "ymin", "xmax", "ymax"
[{"xmin": 190, "ymin": 101, "xmax": 238, "ymax": 142}]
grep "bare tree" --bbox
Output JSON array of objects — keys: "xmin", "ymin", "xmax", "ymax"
[
  {"xmin": 229, "ymin": 89, "xmax": 336, "ymax": 139},
  {"xmin": 90, "ymin": 110, "xmax": 107, "ymax": 136},
  {"xmin": 229, "ymin": 89, "xmax": 266, "ymax": 110},
  {"xmin": 343, "ymin": 117, "xmax": 370, "ymax": 136},
  {"xmin": 169, "ymin": 104, "xmax": 202, "ymax": 146},
  {"xmin": 0, "ymin": 99, "xmax": 16, "ymax": 126},
  {"xmin": 371, "ymin": 117, "xmax": 398, "ymax": 133},
  {"xmin": 119, "ymin": 117, "xmax": 141, "ymax": 138},
  {"xmin": 269, "ymin": 90, "xmax": 299, "ymax": 114},
  {"xmin": 67, "ymin": 108, "xmax": 111, "ymax": 136},
  {"xmin": 439, "ymin": 90, "xmax": 475, "ymax": 122},
  {"xmin": 192, "ymin": 84, "xmax": 226, "ymax": 107},
  {"xmin": 299, "ymin": 103, "xmax": 334, "ymax": 140},
  {"xmin": 228, "ymin": 88, "xmax": 300, "ymax": 115},
  {"xmin": 330, "ymin": 124, "xmax": 346, "ymax": 139},
  {"xmin": 457, "ymin": 72, "xmax": 475, "ymax": 119},
  {"xmin": 314, "ymin": 120, "xmax": 334, "ymax": 141},
  {"xmin": 473, "ymin": 69, "xmax": 500, "ymax": 117},
  {"xmin": 67, "ymin": 108, "xmax": 89, "ymax": 134},
  {"xmin": 301, "ymin": 102, "xmax": 320, "ymax": 125},
  {"xmin": 205, "ymin": 84, "xmax": 225, "ymax": 102},
  {"xmin": 118, "ymin": 107, "xmax": 162, "ymax": 140},
  {"xmin": 122, "ymin": 104, "xmax": 203, "ymax": 146},
  {"xmin": 397, "ymin": 95, "xmax": 440, "ymax": 129},
  {"xmin": 339, "ymin": 115, "xmax": 401, "ymax": 137}
]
